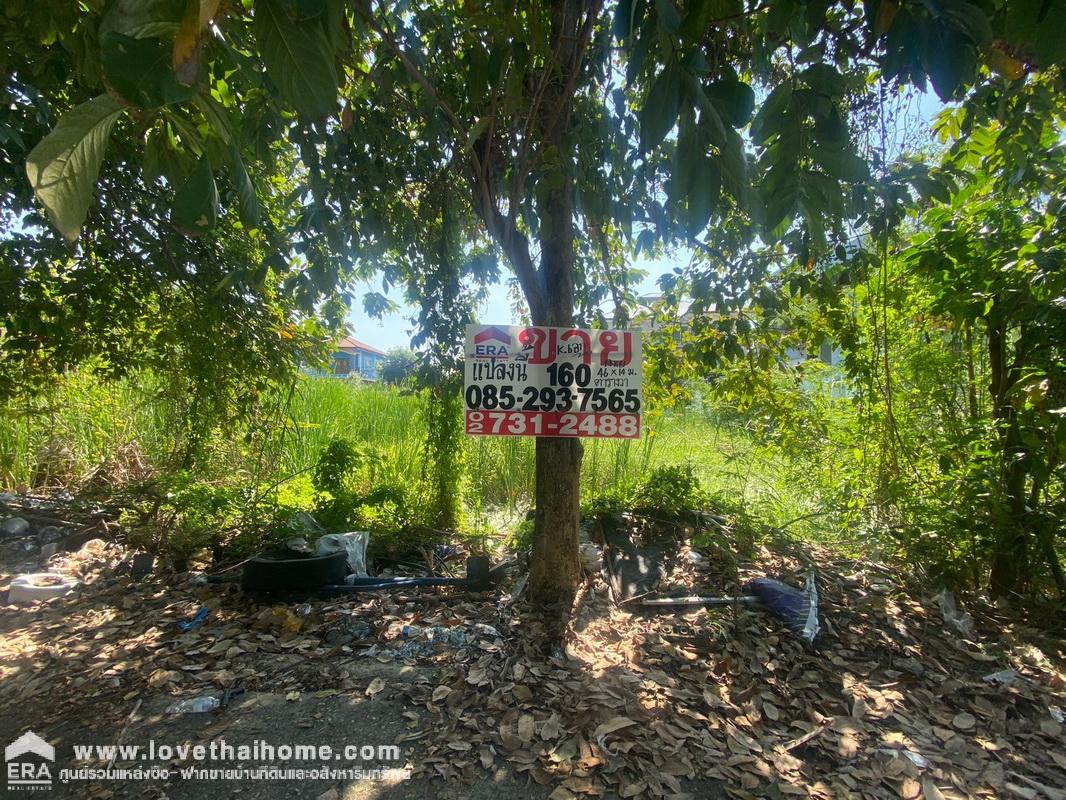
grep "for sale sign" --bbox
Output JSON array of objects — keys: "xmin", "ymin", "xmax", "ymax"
[{"xmin": 463, "ymin": 324, "xmax": 643, "ymax": 439}]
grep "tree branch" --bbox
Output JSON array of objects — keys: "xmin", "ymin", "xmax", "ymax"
[{"xmin": 350, "ymin": 1, "xmax": 468, "ymax": 144}]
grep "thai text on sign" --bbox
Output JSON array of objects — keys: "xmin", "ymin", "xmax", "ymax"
[{"xmin": 463, "ymin": 324, "xmax": 643, "ymax": 439}]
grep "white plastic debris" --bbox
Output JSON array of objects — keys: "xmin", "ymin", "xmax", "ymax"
[
  {"xmin": 936, "ymin": 590, "xmax": 976, "ymax": 638},
  {"xmin": 877, "ymin": 748, "xmax": 931, "ymax": 769},
  {"xmin": 982, "ymin": 669, "xmax": 1020, "ymax": 686},
  {"xmin": 316, "ymin": 531, "xmax": 369, "ymax": 576},
  {"xmin": 166, "ymin": 695, "xmax": 220, "ymax": 715},
  {"xmin": 802, "ymin": 572, "xmax": 821, "ymax": 643},
  {"xmin": 285, "ymin": 537, "xmax": 312, "ymax": 553},
  {"xmin": 9, "ymin": 573, "xmax": 78, "ymax": 604},
  {"xmin": 578, "ymin": 542, "xmax": 603, "ymax": 573}
]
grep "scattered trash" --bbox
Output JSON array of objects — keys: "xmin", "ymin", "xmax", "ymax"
[
  {"xmin": 602, "ymin": 522, "xmax": 669, "ymax": 600},
  {"xmin": 683, "ymin": 549, "xmax": 707, "ymax": 566},
  {"xmin": 296, "ymin": 602, "xmax": 314, "ymax": 617},
  {"xmin": 1050, "ymin": 705, "xmax": 1065, "ymax": 724},
  {"xmin": 130, "ymin": 553, "xmax": 154, "ymax": 580},
  {"xmin": 326, "ymin": 556, "xmax": 492, "ymax": 595},
  {"xmin": 397, "ymin": 625, "xmax": 471, "ymax": 658},
  {"xmin": 285, "ymin": 537, "xmax": 312, "ymax": 553},
  {"xmin": 348, "ymin": 620, "xmax": 374, "ymax": 639},
  {"xmin": 579, "ymin": 542, "xmax": 604, "ymax": 573},
  {"xmin": 288, "ymin": 512, "xmax": 326, "ymax": 536},
  {"xmin": 315, "ymin": 531, "xmax": 370, "ymax": 577},
  {"xmin": 166, "ymin": 695, "xmax": 220, "ymax": 715},
  {"xmin": 983, "ymin": 669, "xmax": 1020, "ymax": 686},
  {"xmin": 936, "ymin": 589, "xmax": 976, "ymax": 638},
  {"xmin": 36, "ymin": 525, "xmax": 64, "ymax": 545},
  {"xmin": 255, "ymin": 605, "xmax": 303, "ymax": 634},
  {"xmin": 242, "ymin": 550, "xmax": 348, "ymax": 594},
  {"xmin": 1, "ymin": 517, "xmax": 30, "ymax": 536},
  {"xmin": 9, "ymin": 573, "xmax": 78, "ymax": 604},
  {"xmin": 15, "ymin": 541, "xmax": 37, "ymax": 555},
  {"xmin": 177, "ymin": 606, "xmax": 210, "ymax": 632},
  {"xmin": 877, "ymin": 748, "xmax": 932, "ymax": 769},
  {"xmin": 743, "ymin": 574, "xmax": 821, "ymax": 642}
]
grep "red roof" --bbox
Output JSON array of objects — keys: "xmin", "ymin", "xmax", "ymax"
[{"xmin": 337, "ymin": 336, "xmax": 386, "ymax": 356}]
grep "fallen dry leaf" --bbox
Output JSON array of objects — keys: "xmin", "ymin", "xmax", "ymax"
[
  {"xmin": 952, "ymin": 712, "xmax": 976, "ymax": 731},
  {"xmin": 365, "ymin": 677, "xmax": 386, "ymax": 697},
  {"xmin": 593, "ymin": 716, "xmax": 637, "ymax": 741}
]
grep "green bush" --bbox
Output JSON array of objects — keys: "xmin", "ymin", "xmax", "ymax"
[
  {"xmin": 583, "ymin": 463, "xmax": 706, "ymax": 518},
  {"xmin": 633, "ymin": 464, "xmax": 706, "ymax": 511}
]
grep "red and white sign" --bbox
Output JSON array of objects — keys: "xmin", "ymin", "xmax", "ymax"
[{"xmin": 463, "ymin": 324, "xmax": 643, "ymax": 439}]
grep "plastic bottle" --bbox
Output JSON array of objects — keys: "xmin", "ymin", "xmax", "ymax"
[{"xmin": 166, "ymin": 695, "xmax": 220, "ymax": 715}]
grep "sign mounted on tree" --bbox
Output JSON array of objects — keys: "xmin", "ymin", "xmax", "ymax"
[{"xmin": 464, "ymin": 324, "xmax": 643, "ymax": 439}]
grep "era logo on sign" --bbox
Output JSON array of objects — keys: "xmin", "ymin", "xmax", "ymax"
[
  {"xmin": 5, "ymin": 731, "xmax": 54, "ymax": 791},
  {"xmin": 474, "ymin": 343, "xmax": 509, "ymax": 358},
  {"xmin": 472, "ymin": 326, "xmax": 513, "ymax": 360}
]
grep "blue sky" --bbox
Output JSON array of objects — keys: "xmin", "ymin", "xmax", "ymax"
[
  {"xmin": 347, "ymin": 90, "xmax": 946, "ymax": 352},
  {"xmin": 345, "ymin": 256, "xmax": 669, "ymax": 351}
]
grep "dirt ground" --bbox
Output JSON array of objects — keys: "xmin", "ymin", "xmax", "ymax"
[{"xmin": 1, "ymin": 503, "xmax": 1065, "ymax": 800}]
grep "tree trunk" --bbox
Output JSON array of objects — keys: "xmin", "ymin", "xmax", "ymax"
[
  {"xmin": 523, "ymin": 0, "xmax": 587, "ymax": 615},
  {"xmin": 530, "ymin": 437, "xmax": 583, "ymax": 610},
  {"xmin": 527, "ymin": 158, "xmax": 583, "ymax": 612},
  {"xmin": 986, "ymin": 315, "xmax": 1030, "ymax": 597}
]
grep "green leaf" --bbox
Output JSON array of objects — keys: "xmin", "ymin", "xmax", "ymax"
[
  {"xmin": 142, "ymin": 122, "xmax": 191, "ymax": 185},
  {"xmin": 25, "ymin": 95, "xmax": 126, "ymax": 243},
  {"xmin": 171, "ymin": 154, "xmax": 219, "ymax": 235},
  {"xmin": 465, "ymin": 47, "xmax": 490, "ymax": 104},
  {"xmin": 813, "ymin": 106, "xmax": 847, "ymax": 146},
  {"xmin": 695, "ymin": 86, "xmax": 729, "ymax": 147},
  {"xmin": 704, "ymin": 79, "xmax": 755, "ymax": 127},
  {"xmin": 228, "ymin": 142, "xmax": 260, "ymax": 228},
  {"xmin": 101, "ymin": 33, "xmax": 198, "ymax": 108},
  {"xmin": 765, "ymin": 0, "xmax": 796, "ymax": 37},
  {"xmin": 254, "ymin": 0, "xmax": 340, "ymax": 119},
  {"xmin": 909, "ymin": 172, "xmax": 953, "ymax": 204},
  {"xmin": 938, "ymin": 0, "xmax": 992, "ymax": 48},
  {"xmin": 681, "ymin": 0, "xmax": 743, "ymax": 42},
  {"xmin": 923, "ymin": 23, "xmax": 977, "ymax": 101},
  {"xmin": 718, "ymin": 129, "xmax": 748, "ymax": 208},
  {"xmin": 811, "ymin": 145, "xmax": 869, "ymax": 182},
  {"xmin": 686, "ymin": 153, "xmax": 720, "ymax": 237},
  {"xmin": 801, "ymin": 63, "xmax": 845, "ymax": 96},
  {"xmin": 749, "ymin": 83, "xmax": 793, "ymax": 145},
  {"xmin": 465, "ymin": 116, "xmax": 491, "ymax": 152},
  {"xmin": 640, "ymin": 64, "xmax": 683, "ymax": 151},
  {"xmin": 1001, "ymin": 0, "xmax": 1065, "ymax": 68},
  {"xmin": 759, "ymin": 163, "xmax": 798, "ymax": 234},
  {"xmin": 99, "ymin": 0, "xmax": 186, "ymax": 40}
]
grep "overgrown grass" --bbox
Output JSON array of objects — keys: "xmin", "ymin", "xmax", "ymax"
[
  {"xmin": 1, "ymin": 374, "xmax": 830, "ymax": 539},
  {"xmin": 0, "ymin": 373, "xmax": 172, "ymax": 487}
]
